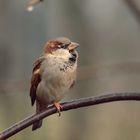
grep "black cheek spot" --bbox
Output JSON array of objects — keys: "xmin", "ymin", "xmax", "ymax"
[
  {"xmin": 72, "ymin": 53, "xmax": 77, "ymax": 58},
  {"xmin": 69, "ymin": 57, "xmax": 76, "ymax": 62}
]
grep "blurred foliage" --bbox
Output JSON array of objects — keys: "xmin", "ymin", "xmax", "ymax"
[{"xmin": 0, "ymin": 0, "xmax": 140, "ymax": 140}]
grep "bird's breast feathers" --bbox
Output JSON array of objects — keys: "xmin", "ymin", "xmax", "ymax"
[{"xmin": 36, "ymin": 54, "xmax": 77, "ymax": 103}]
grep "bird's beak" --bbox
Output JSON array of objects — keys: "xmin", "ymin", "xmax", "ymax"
[{"xmin": 68, "ymin": 42, "xmax": 79, "ymax": 51}]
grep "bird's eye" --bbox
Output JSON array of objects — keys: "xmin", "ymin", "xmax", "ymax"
[
  {"xmin": 57, "ymin": 43, "xmax": 70, "ymax": 49},
  {"xmin": 60, "ymin": 44, "xmax": 67, "ymax": 48}
]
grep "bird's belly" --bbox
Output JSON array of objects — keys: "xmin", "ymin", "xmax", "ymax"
[{"xmin": 36, "ymin": 71, "xmax": 74, "ymax": 105}]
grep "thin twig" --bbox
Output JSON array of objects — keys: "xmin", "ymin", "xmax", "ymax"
[
  {"xmin": 1, "ymin": 92, "xmax": 140, "ymax": 140},
  {"xmin": 124, "ymin": 0, "xmax": 140, "ymax": 24}
]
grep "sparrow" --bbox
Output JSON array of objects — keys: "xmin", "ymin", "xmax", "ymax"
[{"xmin": 30, "ymin": 37, "xmax": 79, "ymax": 131}]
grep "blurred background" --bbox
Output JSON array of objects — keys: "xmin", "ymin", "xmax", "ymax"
[{"xmin": 1, "ymin": 0, "xmax": 140, "ymax": 139}]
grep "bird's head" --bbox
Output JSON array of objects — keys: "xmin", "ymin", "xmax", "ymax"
[{"xmin": 44, "ymin": 37, "xmax": 79, "ymax": 62}]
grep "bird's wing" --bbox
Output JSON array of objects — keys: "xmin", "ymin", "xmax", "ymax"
[
  {"xmin": 30, "ymin": 56, "xmax": 45, "ymax": 106},
  {"xmin": 70, "ymin": 70, "xmax": 77, "ymax": 88},
  {"xmin": 70, "ymin": 80, "xmax": 75, "ymax": 88}
]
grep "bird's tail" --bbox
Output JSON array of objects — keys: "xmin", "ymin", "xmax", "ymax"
[{"xmin": 32, "ymin": 101, "xmax": 47, "ymax": 131}]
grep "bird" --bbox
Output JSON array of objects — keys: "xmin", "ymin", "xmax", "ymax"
[{"xmin": 30, "ymin": 37, "xmax": 79, "ymax": 131}]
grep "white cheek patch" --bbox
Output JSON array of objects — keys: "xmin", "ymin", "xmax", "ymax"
[{"xmin": 52, "ymin": 49, "xmax": 71, "ymax": 59}]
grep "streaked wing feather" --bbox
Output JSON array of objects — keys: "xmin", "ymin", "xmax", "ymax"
[
  {"xmin": 30, "ymin": 56, "xmax": 45, "ymax": 106},
  {"xmin": 70, "ymin": 80, "xmax": 75, "ymax": 88}
]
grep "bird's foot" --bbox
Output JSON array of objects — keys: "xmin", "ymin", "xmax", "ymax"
[{"xmin": 54, "ymin": 102, "xmax": 62, "ymax": 116}]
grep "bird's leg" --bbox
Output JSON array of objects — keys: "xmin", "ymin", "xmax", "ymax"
[{"xmin": 54, "ymin": 102, "xmax": 62, "ymax": 116}]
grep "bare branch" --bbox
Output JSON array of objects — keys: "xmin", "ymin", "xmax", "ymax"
[
  {"xmin": 124, "ymin": 0, "xmax": 140, "ymax": 24},
  {"xmin": 1, "ymin": 92, "xmax": 140, "ymax": 140}
]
